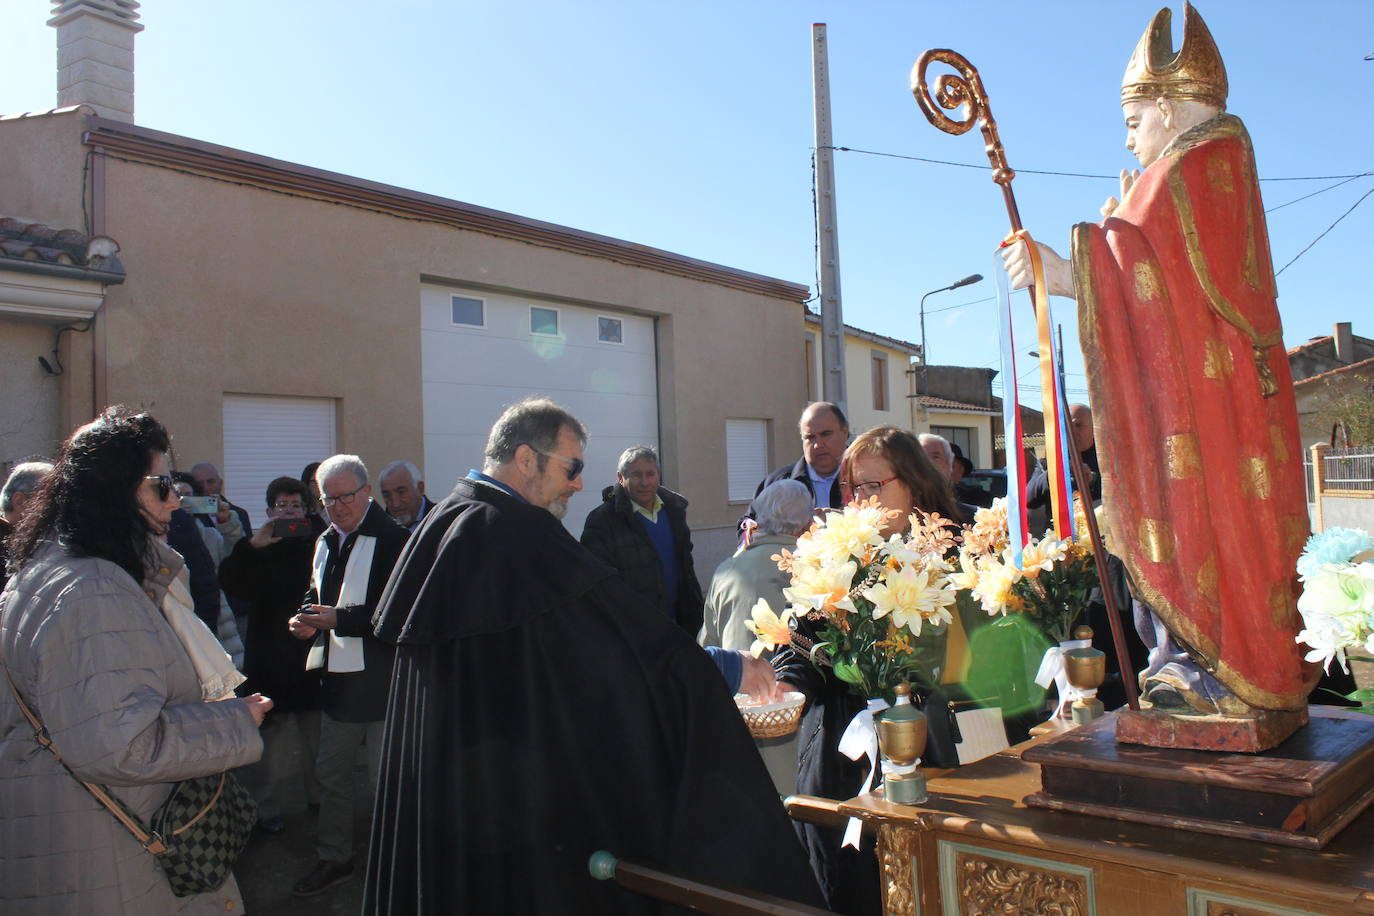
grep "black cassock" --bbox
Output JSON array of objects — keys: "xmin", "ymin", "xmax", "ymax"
[{"xmin": 365, "ymin": 477, "xmax": 827, "ymax": 914}]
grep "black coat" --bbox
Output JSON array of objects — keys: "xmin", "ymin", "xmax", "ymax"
[
  {"xmin": 304, "ymin": 501, "xmax": 409, "ymax": 722},
  {"xmin": 755, "ymin": 458, "xmax": 843, "ymax": 509},
  {"xmin": 580, "ymin": 484, "xmax": 704, "ymax": 636},
  {"xmin": 364, "ymin": 478, "xmax": 824, "ymax": 915},
  {"xmin": 165, "ymin": 509, "xmax": 221, "ymax": 631},
  {"xmin": 219, "ymin": 532, "xmax": 320, "ymax": 714},
  {"xmin": 1026, "ymin": 445, "xmax": 1100, "ymax": 510}
]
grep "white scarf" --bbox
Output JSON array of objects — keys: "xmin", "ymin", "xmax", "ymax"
[
  {"xmin": 306, "ymin": 532, "xmax": 377, "ymax": 673},
  {"xmin": 161, "ymin": 568, "xmax": 246, "ymax": 701}
]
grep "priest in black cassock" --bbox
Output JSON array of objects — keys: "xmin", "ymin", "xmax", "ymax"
[{"xmin": 365, "ymin": 398, "xmax": 828, "ymax": 915}]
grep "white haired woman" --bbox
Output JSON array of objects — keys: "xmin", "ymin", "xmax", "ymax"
[{"xmin": 699, "ymin": 478, "xmax": 814, "ymax": 793}]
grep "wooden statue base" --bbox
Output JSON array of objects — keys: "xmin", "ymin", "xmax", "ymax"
[
  {"xmin": 1022, "ymin": 706, "xmax": 1374, "ymax": 848},
  {"xmin": 1115, "ymin": 703, "xmax": 1308, "ymax": 752}
]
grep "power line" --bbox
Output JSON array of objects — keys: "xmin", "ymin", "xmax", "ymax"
[
  {"xmin": 827, "ymin": 145, "xmax": 1371, "ymax": 183},
  {"xmin": 1275, "ymin": 184, "xmax": 1374, "ymax": 276},
  {"xmin": 924, "ymin": 295, "xmax": 994, "ymax": 315},
  {"xmin": 831, "ymin": 145, "xmax": 1116, "ymax": 179},
  {"xmin": 1265, "ymin": 173, "xmax": 1371, "ymax": 213}
]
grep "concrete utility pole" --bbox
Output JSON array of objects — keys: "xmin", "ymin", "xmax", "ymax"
[{"xmin": 812, "ymin": 23, "xmax": 847, "ymax": 414}]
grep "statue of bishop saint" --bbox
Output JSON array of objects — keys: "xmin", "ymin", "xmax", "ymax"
[{"xmin": 1003, "ymin": 3, "xmax": 1316, "ymax": 745}]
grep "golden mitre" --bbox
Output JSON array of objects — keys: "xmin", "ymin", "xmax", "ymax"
[{"xmin": 1121, "ymin": 2, "xmax": 1227, "ymax": 108}]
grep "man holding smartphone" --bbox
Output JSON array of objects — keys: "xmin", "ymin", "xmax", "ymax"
[{"xmin": 287, "ymin": 456, "xmax": 407, "ymax": 897}]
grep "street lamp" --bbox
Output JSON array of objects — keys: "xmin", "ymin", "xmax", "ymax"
[{"xmin": 919, "ymin": 273, "xmax": 983, "ymax": 399}]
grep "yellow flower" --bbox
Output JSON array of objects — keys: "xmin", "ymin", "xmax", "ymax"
[
  {"xmin": 971, "ymin": 557, "xmax": 1024, "ymax": 615},
  {"xmin": 745, "ymin": 598, "xmax": 795, "ymax": 657},
  {"xmin": 882, "ymin": 533, "xmax": 924, "ymax": 566},
  {"xmin": 963, "ymin": 498, "xmax": 1010, "ymax": 556},
  {"xmin": 861, "ymin": 563, "xmax": 956, "ymax": 635},
  {"xmin": 806, "ymin": 499, "xmax": 889, "ymax": 562},
  {"xmin": 1016, "ymin": 537, "xmax": 1066, "ymax": 579},
  {"xmin": 784, "ymin": 558, "xmax": 859, "ymax": 616},
  {"xmin": 902, "ymin": 510, "xmax": 956, "ymax": 555},
  {"xmin": 948, "ymin": 548, "xmax": 983, "ymax": 592}
]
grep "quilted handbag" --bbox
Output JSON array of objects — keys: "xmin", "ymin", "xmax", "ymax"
[
  {"xmin": 7, "ymin": 672, "xmax": 257, "ymax": 897},
  {"xmin": 146, "ymin": 771, "xmax": 257, "ymax": 896}
]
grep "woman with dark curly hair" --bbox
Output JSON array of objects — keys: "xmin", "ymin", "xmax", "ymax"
[{"xmin": 0, "ymin": 407, "xmax": 271, "ymax": 914}]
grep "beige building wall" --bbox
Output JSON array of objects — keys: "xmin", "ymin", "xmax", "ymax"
[
  {"xmin": 0, "ymin": 111, "xmax": 88, "ymax": 229},
  {"xmin": 840, "ymin": 336, "xmax": 915, "ymax": 438},
  {"xmin": 0, "ymin": 111, "xmax": 808, "ymax": 547},
  {"xmin": 802, "ymin": 324, "xmax": 919, "ymax": 437},
  {"xmin": 0, "ymin": 318, "xmax": 63, "ymax": 466},
  {"xmin": 917, "ymin": 409, "xmax": 995, "ymax": 468}
]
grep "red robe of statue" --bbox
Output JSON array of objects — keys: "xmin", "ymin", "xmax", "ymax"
[{"xmin": 1073, "ymin": 113, "xmax": 1312, "ymax": 711}]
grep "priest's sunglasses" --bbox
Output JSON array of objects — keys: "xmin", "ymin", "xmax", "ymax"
[
  {"xmin": 532, "ymin": 449, "xmax": 584, "ymax": 481},
  {"xmin": 320, "ymin": 484, "xmax": 366, "ymax": 507}
]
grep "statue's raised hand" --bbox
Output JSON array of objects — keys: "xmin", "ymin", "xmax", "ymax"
[
  {"xmin": 999, "ymin": 238, "xmax": 1075, "ymax": 298},
  {"xmin": 1101, "ymin": 168, "xmax": 1141, "ymax": 220}
]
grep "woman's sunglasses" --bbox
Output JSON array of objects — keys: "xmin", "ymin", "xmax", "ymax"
[{"xmin": 145, "ymin": 475, "xmax": 177, "ymax": 500}]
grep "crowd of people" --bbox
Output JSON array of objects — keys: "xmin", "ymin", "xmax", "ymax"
[{"xmin": 0, "ymin": 394, "xmax": 1121, "ymax": 914}]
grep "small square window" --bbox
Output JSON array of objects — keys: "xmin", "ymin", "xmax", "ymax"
[
  {"xmin": 451, "ymin": 295, "xmax": 484, "ymax": 327},
  {"xmin": 598, "ymin": 316, "xmax": 623, "ymax": 344},
  {"xmin": 530, "ymin": 306, "xmax": 560, "ymax": 336}
]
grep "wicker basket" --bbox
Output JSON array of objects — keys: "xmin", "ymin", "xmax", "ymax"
[{"xmin": 736, "ymin": 691, "xmax": 805, "ymax": 739}]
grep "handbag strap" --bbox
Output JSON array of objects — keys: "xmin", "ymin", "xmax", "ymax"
[{"xmin": 4, "ymin": 667, "xmax": 168, "ymax": 854}]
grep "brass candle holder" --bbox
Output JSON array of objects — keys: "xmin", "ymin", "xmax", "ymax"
[
  {"xmin": 875, "ymin": 682, "xmax": 929, "ymax": 805},
  {"xmin": 1064, "ymin": 642, "xmax": 1107, "ymax": 725}
]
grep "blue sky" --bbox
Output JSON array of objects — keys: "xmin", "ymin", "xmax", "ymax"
[{"xmin": 3, "ymin": 1, "xmax": 1371, "ymax": 406}]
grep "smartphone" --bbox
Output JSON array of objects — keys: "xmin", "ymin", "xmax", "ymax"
[
  {"xmin": 180, "ymin": 495, "xmax": 220, "ymax": 515},
  {"xmin": 272, "ymin": 517, "xmax": 313, "ymax": 538}
]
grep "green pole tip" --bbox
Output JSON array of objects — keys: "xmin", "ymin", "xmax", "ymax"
[{"xmin": 588, "ymin": 850, "xmax": 619, "ymax": 881}]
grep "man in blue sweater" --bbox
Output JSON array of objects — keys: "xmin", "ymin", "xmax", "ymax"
[{"xmin": 581, "ymin": 445, "xmax": 704, "ymax": 636}]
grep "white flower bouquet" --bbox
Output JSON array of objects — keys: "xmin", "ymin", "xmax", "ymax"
[
  {"xmin": 745, "ymin": 498, "xmax": 960, "ymax": 702},
  {"xmin": 950, "ymin": 498, "xmax": 1098, "ymax": 643},
  {"xmin": 1294, "ymin": 527, "xmax": 1374, "ymax": 679}
]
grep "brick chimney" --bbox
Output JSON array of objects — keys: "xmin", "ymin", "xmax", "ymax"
[
  {"xmin": 48, "ymin": 0, "xmax": 143, "ymax": 122},
  {"xmin": 1335, "ymin": 321, "xmax": 1354, "ymax": 364}
]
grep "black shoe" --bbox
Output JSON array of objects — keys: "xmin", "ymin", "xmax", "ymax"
[
  {"xmin": 292, "ymin": 860, "xmax": 354, "ymax": 897},
  {"xmin": 255, "ymin": 814, "xmax": 285, "ymax": 835}
]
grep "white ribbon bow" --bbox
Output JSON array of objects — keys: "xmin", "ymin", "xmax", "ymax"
[
  {"xmin": 838, "ymin": 697, "xmax": 890, "ymax": 849},
  {"xmin": 1035, "ymin": 638, "xmax": 1092, "ymax": 714}
]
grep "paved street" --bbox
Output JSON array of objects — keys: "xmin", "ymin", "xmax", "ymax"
[
  {"xmin": 236, "ymin": 801, "xmax": 365, "ymax": 915},
  {"xmin": 234, "ymin": 734, "xmax": 369, "ymax": 914}
]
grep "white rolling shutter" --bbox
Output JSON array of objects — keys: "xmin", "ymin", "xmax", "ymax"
[
  {"xmin": 726, "ymin": 418, "xmax": 768, "ymax": 503},
  {"xmin": 420, "ymin": 284, "xmax": 658, "ymax": 537},
  {"xmin": 222, "ymin": 395, "xmax": 336, "ymax": 527}
]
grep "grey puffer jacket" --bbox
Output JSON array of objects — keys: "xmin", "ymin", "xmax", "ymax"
[{"xmin": 0, "ymin": 539, "xmax": 264, "ymax": 915}]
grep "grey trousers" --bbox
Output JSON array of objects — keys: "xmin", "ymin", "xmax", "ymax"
[
  {"xmin": 314, "ymin": 712, "xmax": 384, "ymax": 864},
  {"xmin": 247, "ymin": 709, "xmax": 322, "ymax": 820}
]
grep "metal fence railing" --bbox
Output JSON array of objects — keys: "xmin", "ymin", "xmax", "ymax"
[{"xmin": 1321, "ymin": 445, "xmax": 1374, "ymax": 493}]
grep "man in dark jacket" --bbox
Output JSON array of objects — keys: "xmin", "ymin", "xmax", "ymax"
[
  {"xmin": 288, "ymin": 456, "xmax": 408, "ymax": 897},
  {"xmin": 364, "ymin": 398, "xmax": 823, "ymax": 915},
  {"xmin": 581, "ymin": 445, "xmax": 704, "ymax": 636},
  {"xmin": 219, "ymin": 476, "xmax": 322, "ymax": 835},
  {"xmin": 754, "ymin": 401, "xmax": 849, "ymax": 510}
]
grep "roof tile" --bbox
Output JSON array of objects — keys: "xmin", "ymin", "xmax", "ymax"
[
  {"xmin": 0, "ymin": 216, "xmax": 124, "ymax": 276},
  {"xmin": 917, "ymin": 395, "xmax": 998, "ymax": 413}
]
